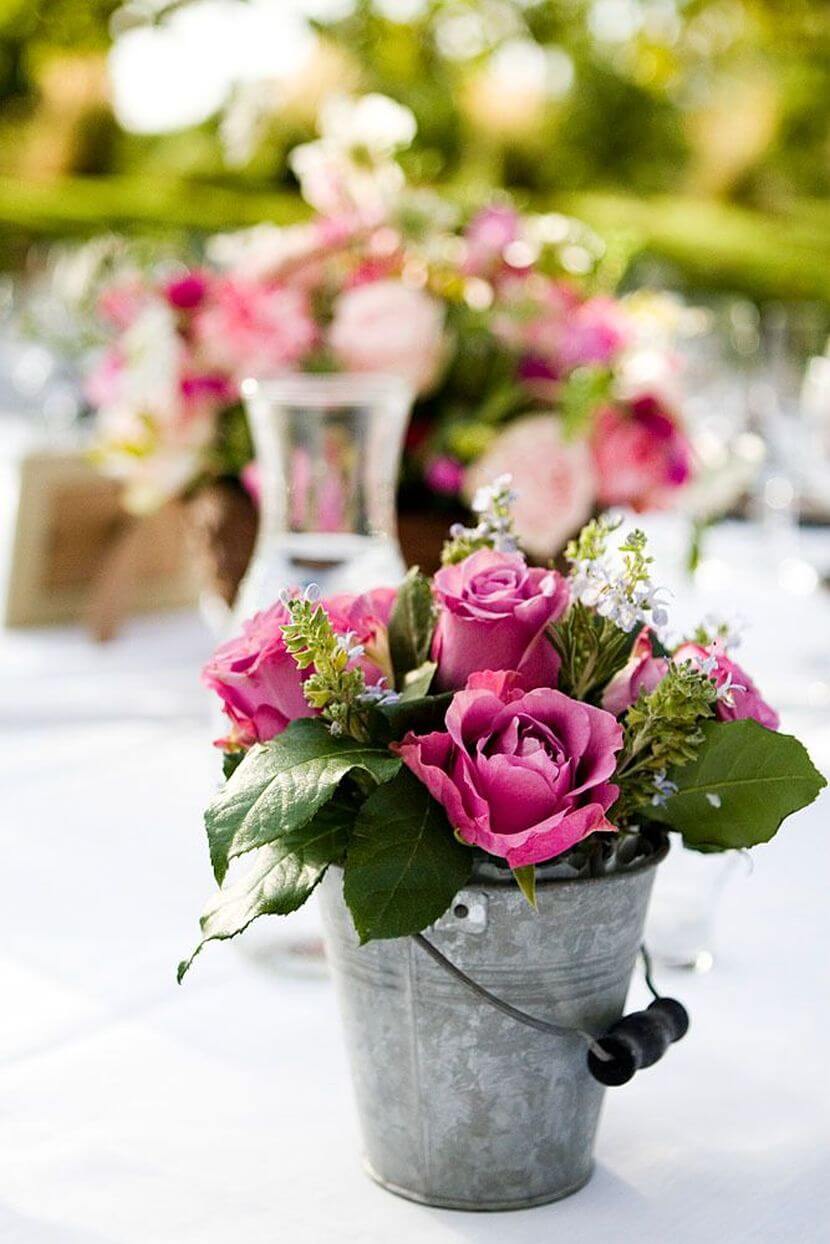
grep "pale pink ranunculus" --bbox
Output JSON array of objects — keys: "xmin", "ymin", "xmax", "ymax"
[
  {"xmin": 203, "ymin": 589, "xmax": 395, "ymax": 747},
  {"xmin": 328, "ymin": 279, "xmax": 446, "ymax": 397},
  {"xmin": 431, "ymin": 548, "xmax": 569, "ymax": 693},
  {"xmin": 393, "ymin": 670, "xmax": 623, "ymax": 867},
  {"xmin": 602, "ymin": 628, "xmax": 669, "ymax": 716},
  {"xmin": 673, "ymin": 641, "xmax": 779, "ymax": 731},
  {"xmin": 194, "ymin": 277, "xmax": 317, "ymax": 382},
  {"xmin": 464, "ymin": 415, "xmax": 596, "ymax": 559},
  {"xmin": 591, "ymin": 396, "xmax": 692, "ymax": 512}
]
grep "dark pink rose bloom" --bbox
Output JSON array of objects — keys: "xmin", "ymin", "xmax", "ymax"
[
  {"xmin": 592, "ymin": 397, "xmax": 692, "ymax": 511},
  {"xmin": 431, "ymin": 549, "xmax": 570, "ymax": 692},
  {"xmin": 203, "ymin": 589, "xmax": 395, "ymax": 747},
  {"xmin": 165, "ymin": 272, "xmax": 209, "ymax": 311},
  {"xmin": 602, "ymin": 628, "xmax": 669, "ymax": 716},
  {"xmin": 673, "ymin": 641, "xmax": 779, "ymax": 731},
  {"xmin": 393, "ymin": 670, "xmax": 623, "ymax": 867},
  {"xmin": 424, "ymin": 455, "xmax": 464, "ymax": 496}
]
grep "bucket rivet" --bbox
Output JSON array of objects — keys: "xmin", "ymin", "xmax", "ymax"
[{"xmin": 453, "ymin": 903, "xmax": 469, "ymax": 919}]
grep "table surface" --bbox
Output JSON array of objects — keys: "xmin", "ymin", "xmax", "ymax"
[{"xmin": 2, "ymin": 519, "xmax": 829, "ymax": 1244}]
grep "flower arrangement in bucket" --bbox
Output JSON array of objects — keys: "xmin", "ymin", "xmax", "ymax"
[
  {"xmin": 180, "ymin": 478, "xmax": 824, "ymax": 1210},
  {"xmin": 84, "ymin": 92, "xmax": 695, "ymax": 584}
]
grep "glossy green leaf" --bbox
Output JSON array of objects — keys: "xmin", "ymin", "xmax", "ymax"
[
  {"xmin": 650, "ymin": 719, "xmax": 826, "ymax": 850},
  {"xmin": 343, "ymin": 768, "xmax": 472, "ymax": 943},
  {"xmin": 178, "ymin": 799, "xmax": 351, "ymax": 981},
  {"xmin": 375, "ymin": 689, "xmax": 453, "ymax": 741},
  {"xmin": 388, "ymin": 568, "xmax": 435, "ymax": 688},
  {"xmin": 206, "ymin": 717, "xmax": 400, "ymax": 883}
]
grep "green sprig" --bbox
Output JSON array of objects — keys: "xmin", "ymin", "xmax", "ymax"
[
  {"xmin": 281, "ymin": 591, "xmax": 371, "ymax": 741},
  {"xmin": 612, "ymin": 661, "xmax": 718, "ymax": 823}
]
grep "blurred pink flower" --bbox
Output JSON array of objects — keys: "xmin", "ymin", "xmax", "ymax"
[
  {"xmin": 84, "ymin": 348, "xmax": 124, "ymax": 408},
  {"xmin": 464, "ymin": 415, "xmax": 596, "ymax": 559},
  {"xmin": 424, "ymin": 455, "xmax": 464, "ymax": 496},
  {"xmin": 165, "ymin": 271, "xmax": 209, "ymax": 310},
  {"xmin": 194, "ymin": 278, "xmax": 316, "ymax": 382},
  {"xmin": 463, "ymin": 205, "xmax": 521, "ymax": 275},
  {"xmin": 591, "ymin": 397, "xmax": 692, "ymax": 511},
  {"xmin": 328, "ymin": 279, "xmax": 446, "ymax": 396}
]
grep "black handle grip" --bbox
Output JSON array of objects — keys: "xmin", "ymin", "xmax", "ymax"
[{"xmin": 587, "ymin": 998, "xmax": 689, "ymax": 1086}]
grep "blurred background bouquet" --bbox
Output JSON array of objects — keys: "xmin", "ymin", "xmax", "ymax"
[
  {"xmin": 80, "ymin": 93, "xmax": 694, "ymax": 572},
  {"xmin": 1, "ymin": 0, "xmax": 829, "ymax": 624}
]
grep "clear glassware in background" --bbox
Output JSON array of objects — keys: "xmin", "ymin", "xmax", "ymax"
[
  {"xmin": 235, "ymin": 372, "xmax": 411, "ymax": 623},
  {"xmin": 749, "ymin": 301, "xmax": 830, "ymax": 596},
  {"xmin": 645, "ymin": 845, "xmax": 745, "ymax": 972},
  {"xmin": 229, "ymin": 372, "xmax": 412, "ymax": 976},
  {"xmin": 676, "ymin": 297, "xmax": 766, "ymax": 563}
]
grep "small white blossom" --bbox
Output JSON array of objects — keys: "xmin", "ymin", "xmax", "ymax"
[{"xmin": 705, "ymin": 792, "xmax": 722, "ymax": 809}]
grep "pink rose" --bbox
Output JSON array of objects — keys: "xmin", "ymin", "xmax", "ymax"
[
  {"xmin": 194, "ymin": 278, "xmax": 316, "ymax": 382},
  {"xmin": 673, "ymin": 641, "xmax": 779, "ymax": 731},
  {"xmin": 602, "ymin": 628, "xmax": 669, "ymax": 716},
  {"xmin": 328, "ymin": 279, "xmax": 446, "ymax": 397},
  {"xmin": 464, "ymin": 416, "xmax": 596, "ymax": 559},
  {"xmin": 393, "ymin": 670, "xmax": 623, "ymax": 867},
  {"xmin": 431, "ymin": 548, "xmax": 569, "ymax": 692},
  {"xmin": 591, "ymin": 397, "xmax": 692, "ymax": 511},
  {"xmin": 203, "ymin": 589, "xmax": 395, "ymax": 747}
]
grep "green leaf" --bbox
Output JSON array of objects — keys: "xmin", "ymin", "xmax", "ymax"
[
  {"xmin": 343, "ymin": 768, "xmax": 473, "ymax": 943},
  {"xmin": 400, "ymin": 660, "xmax": 437, "ymax": 701},
  {"xmin": 388, "ymin": 568, "xmax": 435, "ymax": 688},
  {"xmin": 374, "ymin": 690, "xmax": 453, "ymax": 741},
  {"xmin": 559, "ymin": 365, "xmax": 612, "ymax": 441},
  {"xmin": 512, "ymin": 865, "xmax": 537, "ymax": 909},
  {"xmin": 206, "ymin": 717, "xmax": 401, "ymax": 883},
  {"xmin": 650, "ymin": 719, "xmax": 826, "ymax": 850},
  {"xmin": 178, "ymin": 798, "xmax": 351, "ymax": 982}
]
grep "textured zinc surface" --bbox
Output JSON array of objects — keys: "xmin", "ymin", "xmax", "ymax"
[{"xmin": 319, "ymin": 858, "xmax": 659, "ymax": 1211}]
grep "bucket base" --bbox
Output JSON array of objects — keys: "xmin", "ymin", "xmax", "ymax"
[{"xmin": 363, "ymin": 1159, "xmax": 594, "ymax": 1212}]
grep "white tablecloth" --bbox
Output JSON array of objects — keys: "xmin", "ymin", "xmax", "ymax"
[{"xmin": 2, "ymin": 523, "xmax": 829, "ymax": 1243}]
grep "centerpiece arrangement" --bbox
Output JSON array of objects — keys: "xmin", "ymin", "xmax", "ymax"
[
  {"xmin": 85, "ymin": 92, "xmax": 694, "ymax": 596},
  {"xmin": 180, "ymin": 479, "xmax": 823, "ymax": 1210}
]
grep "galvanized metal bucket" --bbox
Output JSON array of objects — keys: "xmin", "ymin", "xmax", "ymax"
[{"xmin": 319, "ymin": 846, "xmax": 666, "ymax": 1211}]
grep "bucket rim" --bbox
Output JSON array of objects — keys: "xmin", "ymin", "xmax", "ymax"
[{"xmin": 470, "ymin": 833, "xmax": 670, "ymax": 892}]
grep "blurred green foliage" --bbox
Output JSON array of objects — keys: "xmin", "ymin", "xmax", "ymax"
[{"xmin": 0, "ymin": 0, "xmax": 828, "ymax": 300}]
